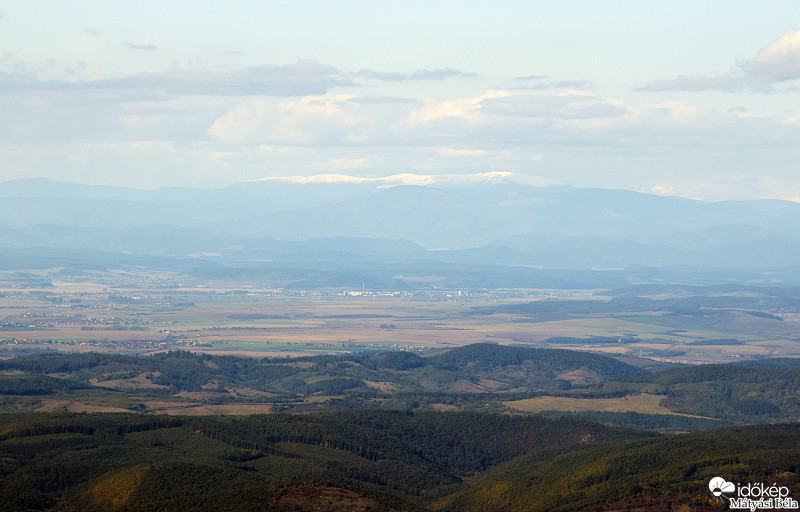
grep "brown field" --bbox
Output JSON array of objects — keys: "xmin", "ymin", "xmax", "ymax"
[
  {"xmin": 144, "ymin": 403, "xmax": 274, "ymax": 415},
  {"xmin": 175, "ymin": 390, "xmax": 229, "ymax": 400},
  {"xmin": 555, "ymin": 369, "xmax": 602, "ymax": 386},
  {"xmin": 450, "ymin": 380, "xmax": 489, "ymax": 393},
  {"xmin": 88, "ymin": 465, "xmax": 147, "ymax": 510},
  {"xmin": 302, "ymin": 395, "xmax": 344, "ymax": 404},
  {"xmin": 91, "ymin": 372, "xmax": 169, "ymax": 390},
  {"xmin": 181, "ymin": 349, "xmax": 314, "ymax": 358},
  {"xmin": 717, "ymin": 345, "xmax": 773, "ymax": 356},
  {"xmin": 565, "ymin": 346, "xmax": 630, "ymax": 354},
  {"xmin": 1, "ymin": 281, "xmax": 799, "ymax": 365},
  {"xmin": 430, "ymin": 403, "xmax": 459, "ymax": 411},
  {"xmin": 34, "ymin": 399, "xmax": 132, "ymax": 414},
  {"xmin": 21, "ymin": 398, "xmax": 275, "ymax": 416},
  {"xmin": 273, "ymin": 485, "xmax": 378, "ymax": 512},
  {"xmin": 503, "ymin": 393, "xmax": 713, "ymax": 418},
  {"xmin": 231, "ymin": 387, "xmax": 278, "ymax": 398},
  {"xmin": 364, "ymin": 380, "xmax": 396, "ymax": 391},
  {"xmin": 628, "ymin": 343, "xmax": 675, "ymax": 351}
]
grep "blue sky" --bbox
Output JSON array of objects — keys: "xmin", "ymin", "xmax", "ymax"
[{"xmin": 2, "ymin": 1, "xmax": 800, "ymax": 200}]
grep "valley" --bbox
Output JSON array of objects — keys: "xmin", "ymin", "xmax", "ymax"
[
  {"xmin": 2, "ymin": 270, "xmax": 799, "ymax": 364},
  {"xmin": 2, "ymin": 179, "xmax": 800, "ymax": 510},
  {"xmin": 7, "ymin": 4, "xmax": 800, "ymax": 508},
  {"xmin": 2, "ymin": 275, "xmax": 799, "ymax": 510}
]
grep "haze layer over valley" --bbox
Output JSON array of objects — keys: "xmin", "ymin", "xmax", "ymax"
[{"xmin": 2, "ymin": 173, "xmax": 800, "ymax": 290}]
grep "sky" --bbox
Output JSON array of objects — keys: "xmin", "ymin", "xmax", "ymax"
[{"xmin": 2, "ymin": 1, "xmax": 800, "ymax": 201}]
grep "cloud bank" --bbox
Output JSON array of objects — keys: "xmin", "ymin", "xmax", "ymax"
[
  {"xmin": 640, "ymin": 29, "xmax": 800, "ymax": 92},
  {"xmin": 3, "ymin": 26, "xmax": 800, "ymax": 201},
  {"xmin": 0, "ymin": 60, "xmax": 350, "ymax": 96}
]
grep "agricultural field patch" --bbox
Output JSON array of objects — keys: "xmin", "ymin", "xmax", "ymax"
[
  {"xmin": 91, "ymin": 372, "xmax": 169, "ymax": 390},
  {"xmin": 503, "ymin": 393, "xmax": 698, "ymax": 416}
]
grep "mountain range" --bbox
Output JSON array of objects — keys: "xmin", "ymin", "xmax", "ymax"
[{"xmin": 2, "ymin": 174, "xmax": 800, "ymax": 287}]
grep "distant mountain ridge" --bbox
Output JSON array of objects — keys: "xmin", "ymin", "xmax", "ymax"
[{"xmin": 2, "ymin": 175, "xmax": 800, "ymax": 283}]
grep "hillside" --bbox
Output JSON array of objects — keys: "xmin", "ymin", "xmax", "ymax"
[
  {"xmin": 606, "ymin": 358, "xmax": 800, "ymax": 423},
  {"xmin": 0, "ymin": 345, "xmax": 643, "ymax": 414},
  {"xmin": 0, "ymin": 411, "xmax": 797, "ymax": 511},
  {"xmin": 506, "ymin": 358, "xmax": 800, "ymax": 428},
  {"xmin": 1, "ymin": 346, "xmax": 800, "ymax": 427},
  {"xmin": 0, "ymin": 411, "xmax": 644, "ymax": 512},
  {"xmin": 1, "ymin": 345, "xmax": 799, "ymax": 510},
  {"xmin": 436, "ymin": 422, "xmax": 800, "ymax": 512}
]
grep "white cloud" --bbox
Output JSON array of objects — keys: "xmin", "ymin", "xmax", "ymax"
[
  {"xmin": 513, "ymin": 74, "xmax": 547, "ymax": 81},
  {"xmin": 259, "ymin": 145, "xmax": 292, "ymax": 155},
  {"xmin": 253, "ymin": 173, "xmax": 435, "ymax": 185},
  {"xmin": 648, "ymin": 185, "xmax": 675, "ymax": 196},
  {"xmin": 206, "ymin": 151, "xmax": 233, "ymax": 162},
  {"xmin": 355, "ymin": 69, "xmax": 407, "ymax": 81},
  {"xmin": 251, "ymin": 172, "xmax": 528, "ymax": 187},
  {"xmin": 355, "ymin": 68, "xmax": 476, "ymax": 82},
  {"xmin": 640, "ymin": 29, "xmax": 800, "ymax": 92},
  {"xmin": 744, "ymin": 29, "xmax": 800, "ymax": 80},
  {"xmin": 203, "ymin": 84, "xmax": 800, "ymax": 201},
  {"xmin": 436, "ymin": 148, "xmax": 488, "ymax": 157},
  {"xmin": 644, "ymin": 101, "xmax": 703, "ymax": 122},
  {"xmin": 3, "ymin": 44, "xmax": 800, "ymax": 202},
  {"xmin": 255, "ymin": 173, "xmax": 373, "ymax": 184},
  {"xmin": 637, "ymin": 72, "xmax": 744, "ymax": 92},
  {"xmin": 124, "ymin": 41, "xmax": 159, "ymax": 51},
  {"xmin": 481, "ymin": 91, "xmax": 628, "ymax": 120},
  {"xmin": 0, "ymin": 60, "xmax": 349, "ymax": 97},
  {"xmin": 406, "ymin": 89, "xmax": 511, "ymax": 123},
  {"xmin": 329, "ymin": 157, "xmax": 371, "ymax": 170},
  {"xmin": 409, "ymin": 68, "xmax": 478, "ymax": 80},
  {"xmin": 512, "ymin": 75, "xmax": 595, "ymax": 90},
  {"xmin": 208, "ymin": 94, "xmax": 368, "ymax": 145}
]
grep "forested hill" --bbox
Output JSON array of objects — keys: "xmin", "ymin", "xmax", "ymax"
[
  {"xmin": 3, "ymin": 346, "xmax": 800, "ymax": 426},
  {"xmin": 1, "ymin": 346, "xmax": 800, "ymax": 510},
  {"xmin": 0, "ymin": 411, "xmax": 797, "ymax": 511},
  {"xmin": 424, "ymin": 343, "xmax": 642, "ymax": 378},
  {"xmin": 0, "ymin": 410, "xmax": 644, "ymax": 511},
  {"xmin": 600, "ymin": 357, "xmax": 800, "ymax": 423},
  {"xmin": 0, "ymin": 344, "xmax": 644, "ymax": 399},
  {"xmin": 436, "ymin": 422, "xmax": 800, "ymax": 512}
]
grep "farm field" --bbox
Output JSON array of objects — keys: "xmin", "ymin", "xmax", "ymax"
[
  {"xmin": 2, "ymin": 273, "xmax": 800, "ymax": 365},
  {"xmin": 503, "ymin": 393, "xmax": 710, "ymax": 417}
]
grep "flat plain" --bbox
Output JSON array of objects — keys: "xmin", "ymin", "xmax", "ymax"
[{"xmin": 2, "ymin": 269, "xmax": 799, "ymax": 364}]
